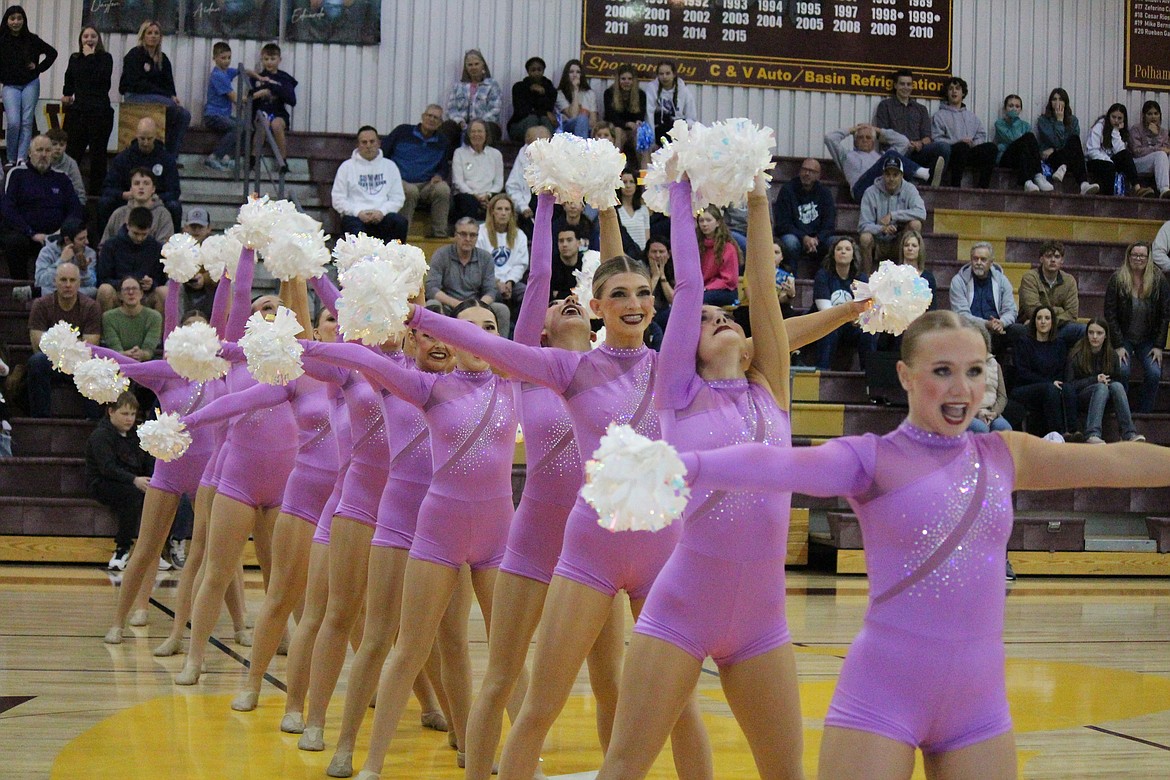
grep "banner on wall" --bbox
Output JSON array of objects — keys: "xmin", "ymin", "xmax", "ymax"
[
  {"xmin": 581, "ymin": 0, "xmax": 953, "ymax": 98},
  {"xmin": 1125, "ymin": 0, "xmax": 1170, "ymax": 90},
  {"xmin": 186, "ymin": 0, "xmax": 280, "ymax": 40},
  {"xmin": 83, "ymin": 0, "xmax": 180, "ymax": 35},
  {"xmin": 285, "ymin": 0, "xmax": 381, "ymax": 45}
]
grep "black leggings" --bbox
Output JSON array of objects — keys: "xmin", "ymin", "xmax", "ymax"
[
  {"xmin": 1087, "ymin": 149, "xmax": 1139, "ymax": 194},
  {"xmin": 946, "ymin": 141, "xmax": 998, "ymax": 188},
  {"xmin": 63, "ymin": 105, "xmax": 114, "ymax": 198},
  {"xmin": 1046, "ymin": 135, "xmax": 1088, "ymax": 183},
  {"xmin": 1000, "ymin": 134, "xmax": 1042, "ymax": 184},
  {"xmin": 93, "ymin": 480, "xmax": 145, "ymax": 549}
]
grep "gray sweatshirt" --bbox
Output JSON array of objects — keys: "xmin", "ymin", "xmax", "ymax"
[
  {"xmin": 823, "ymin": 127, "xmax": 910, "ymax": 189},
  {"xmin": 858, "ymin": 180, "xmax": 927, "ymax": 234},
  {"xmin": 931, "ymin": 103, "xmax": 988, "ymax": 146}
]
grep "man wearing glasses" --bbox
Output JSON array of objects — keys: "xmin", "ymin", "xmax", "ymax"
[
  {"xmin": 383, "ymin": 105, "xmax": 452, "ymax": 237},
  {"xmin": 425, "ymin": 217, "xmax": 512, "ymax": 336}
]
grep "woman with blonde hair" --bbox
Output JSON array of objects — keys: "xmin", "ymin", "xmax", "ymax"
[
  {"xmin": 477, "ymin": 193, "xmax": 530, "ymax": 332},
  {"xmin": 118, "ymin": 19, "xmax": 190, "ymax": 155},
  {"xmin": 603, "ymin": 64, "xmax": 646, "ymax": 134},
  {"xmin": 1104, "ymin": 241, "xmax": 1170, "ymax": 412}
]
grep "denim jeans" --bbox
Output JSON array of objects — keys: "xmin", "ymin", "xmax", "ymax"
[
  {"xmin": 1077, "ymin": 381, "xmax": 1137, "ymax": 439},
  {"xmin": 560, "ymin": 113, "xmax": 591, "ymax": 138},
  {"xmin": 968, "ymin": 415, "xmax": 1012, "ymax": 433},
  {"xmin": 3, "ymin": 81, "xmax": 39, "ymax": 164},
  {"xmin": 123, "ymin": 93, "xmax": 191, "ymax": 155},
  {"xmin": 204, "ymin": 114, "xmax": 241, "ymax": 160},
  {"xmin": 1118, "ymin": 339, "xmax": 1162, "ymax": 413}
]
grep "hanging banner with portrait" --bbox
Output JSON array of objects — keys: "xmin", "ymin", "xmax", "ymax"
[
  {"xmin": 186, "ymin": 0, "xmax": 280, "ymax": 40},
  {"xmin": 285, "ymin": 0, "xmax": 381, "ymax": 45},
  {"xmin": 83, "ymin": 0, "xmax": 180, "ymax": 35}
]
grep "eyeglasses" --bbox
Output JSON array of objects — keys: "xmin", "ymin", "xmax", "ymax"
[{"xmin": 455, "ymin": 231, "xmax": 478, "ymax": 239}]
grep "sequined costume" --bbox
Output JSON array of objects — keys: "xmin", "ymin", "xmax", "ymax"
[
  {"xmin": 637, "ymin": 180, "xmax": 793, "ymax": 666},
  {"xmin": 682, "ymin": 423, "xmax": 1016, "ymax": 751}
]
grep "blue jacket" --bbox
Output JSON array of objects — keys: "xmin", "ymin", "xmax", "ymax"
[
  {"xmin": 1, "ymin": 166, "xmax": 82, "ymax": 237},
  {"xmin": 773, "ymin": 178, "xmax": 836, "ymax": 245},
  {"xmin": 101, "ymin": 141, "xmax": 181, "ymax": 205},
  {"xmin": 382, "ymin": 124, "xmax": 449, "ymax": 183}
]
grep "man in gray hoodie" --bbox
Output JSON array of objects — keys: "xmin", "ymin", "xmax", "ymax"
[
  {"xmin": 948, "ymin": 241, "xmax": 1018, "ymax": 354},
  {"xmin": 858, "ymin": 157, "xmax": 926, "ymax": 270},
  {"xmin": 825, "ymin": 122, "xmax": 931, "ymax": 202}
]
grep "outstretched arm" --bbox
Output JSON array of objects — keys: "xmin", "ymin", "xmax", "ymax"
[
  {"xmin": 681, "ymin": 438, "xmax": 872, "ymax": 498},
  {"xmin": 300, "ymin": 340, "xmax": 431, "ymax": 407},
  {"xmin": 310, "ymin": 274, "xmax": 340, "ymax": 317},
  {"xmin": 744, "ymin": 175, "xmax": 790, "ymax": 407},
  {"xmin": 1003, "ymin": 431, "xmax": 1170, "ymax": 491},
  {"xmin": 783, "ymin": 301, "xmax": 870, "ymax": 351},
  {"xmin": 183, "ymin": 382, "xmax": 291, "ymax": 429},
  {"xmin": 163, "ymin": 275, "xmax": 180, "ymax": 341},
  {"xmin": 90, "ymin": 346, "xmax": 181, "ymax": 391},
  {"xmin": 210, "ymin": 272, "xmax": 232, "ymax": 339},
  {"xmin": 656, "ymin": 179, "xmax": 703, "ymax": 410},
  {"xmin": 225, "ymin": 248, "xmax": 256, "ymax": 342},
  {"xmin": 513, "ymin": 192, "xmax": 555, "ymax": 346}
]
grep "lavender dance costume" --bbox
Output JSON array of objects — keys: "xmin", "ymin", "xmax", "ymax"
[
  {"xmin": 637, "ymin": 181, "xmax": 793, "ymax": 666},
  {"xmin": 682, "ymin": 424, "xmax": 1016, "ymax": 751},
  {"xmin": 409, "ymin": 293, "xmax": 677, "ymax": 600}
]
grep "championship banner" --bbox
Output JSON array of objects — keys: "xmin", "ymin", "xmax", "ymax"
[
  {"xmin": 285, "ymin": 0, "xmax": 382, "ymax": 45},
  {"xmin": 582, "ymin": 0, "xmax": 953, "ymax": 98},
  {"xmin": 186, "ymin": 0, "xmax": 280, "ymax": 40},
  {"xmin": 83, "ymin": 0, "xmax": 179, "ymax": 35},
  {"xmin": 1125, "ymin": 0, "xmax": 1170, "ymax": 90}
]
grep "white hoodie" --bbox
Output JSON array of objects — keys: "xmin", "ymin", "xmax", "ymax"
[{"xmin": 331, "ymin": 149, "xmax": 405, "ymax": 217}]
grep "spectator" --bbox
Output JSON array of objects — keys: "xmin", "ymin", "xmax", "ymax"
[
  {"xmin": 508, "ymin": 56, "xmax": 557, "ymax": 143},
  {"xmin": 646, "ymin": 234, "xmax": 676, "ymax": 330},
  {"xmin": 331, "ymin": 125, "xmax": 407, "ymax": 243},
  {"xmin": 947, "ymin": 241, "xmax": 1018, "ymax": 352},
  {"xmin": 176, "ymin": 210, "xmax": 216, "ymax": 322},
  {"xmin": 0, "ymin": 5, "xmax": 56, "ymax": 165},
  {"xmin": 968, "ymin": 326, "xmax": 1012, "ymax": 433},
  {"xmin": 96, "ymin": 207, "xmax": 166, "ymax": 313},
  {"xmin": 813, "ymin": 236, "xmax": 875, "ymax": 369},
  {"xmin": 203, "ymin": 41, "xmax": 241, "ymax": 171},
  {"xmin": 824, "ymin": 123, "xmax": 929, "ymax": 202},
  {"xmin": 552, "ymin": 199, "xmax": 597, "ymax": 252},
  {"xmin": 1087, "ymin": 104, "xmax": 1147, "ymax": 197},
  {"xmin": 1015, "ymin": 239, "xmax": 1083, "ymax": 342},
  {"xmin": 1153, "ymin": 217, "xmax": 1170, "ymax": 273},
  {"xmin": 182, "ymin": 207, "xmax": 212, "ymax": 244},
  {"xmin": 101, "ymin": 168, "xmax": 175, "ymax": 245},
  {"xmin": 34, "ymin": 219, "xmax": 97, "ymax": 298},
  {"xmin": 102, "ymin": 275, "xmax": 162, "ymax": 361},
  {"xmin": 85, "ymin": 390, "xmax": 153, "ymax": 570},
  {"xmin": 118, "ymin": 20, "xmax": 191, "ymax": 157},
  {"xmin": 1129, "ymin": 100, "xmax": 1170, "ymax": 198},
  {"xmin": 995, "ymin": 94, "xmax": 1050, "ymax": 192},
  {"xmin": 1036, "ymin": 88, "xmax": 1096, "ymax": 194},
  {"xmin": 46, "ymin": 129, "xmax": 86, "ymax": 204},
  {"xmin": 384, "ymin": 106, "xmax": 451, "ymax": 238},
  {"xmin": 27, "ymin": 262, "xmax": 102, "ymax": 418},
  {"xmin": 773, "ymin": 158, "xmax": 836, "ymax": 271},
  {"xmin": 505, "ymin": 124, "xmax": 553, "ymax": 233},
  {"xmin": 477, "ymin": 193, "xmax": 529, "ymax": 329},
  {"xmin": 603, "ymin": 64, "xmax": 647, "ymax": 135},
  {"xmin": 857, "ymin": 157, "xmax": 926, "ymax": 272},
  {"xmin": 1104, "ymin": 241, "xmax": 1170, "ymax": 413},
  {"xmin": 873, "ymin": 69, "xmax": 947, "ymax": 182},
  {"xmin": 696, "ymin": 205, "xmax": 741, "ymax": 307},
  {"xmin": 441, "ymin": 49, "xmax": 502, "ymax": 148},
  {"xmin": 592, "ymin": 120, "xmax": 636, "ymax": 169},
  {"xmin": 897, "ymin": 229, "xmax": 936, "ymax": 307},
  {"xmin": 737, "ymin": 239, "xmax": 798, "ymax": 332},
  {"xmin": 0, "ymin": 135, "xmax": 83, "ymax": 279},
  {"xmin": 617, "ymin": 168, "xmax": 650, "ymax": 254},
  {"xmin": 62, "ymin": 25, "xmax": 115, "ymax": 198},
  {"xmin": 248, "ymin": 42, "xmax": 297, "ymax": 172},
  {"xmin": 931, "ymin": 77, "xmax": 997, "ymax": 188},
  {"xmin": 549, "ymin": 223, "xmax": 588, "ymax": 302},
  {"xmin": 99, "ymin": 117, "xmax": 182, "ymax": 235},
  {"xmin": 555, "ymin": 59, "xmax": 595, "ymax": 138},
  {"xmin": 1064, "ymin": 318, "xmax": 1144, "ymax": 444},
  {"xmin": 451, "ymin": 118, "xmax": 504, "ymax": 223},
  {"xmin": 425, "ymin": 217, "xmax": 511, "ymax": 336},
  {"xmin": 1009, "ymin": 305, "xmax": 1069, "ymax": 435},
  {"xmin": 645, "ymin": 61, "xmax": 697, "ymax": 144}
]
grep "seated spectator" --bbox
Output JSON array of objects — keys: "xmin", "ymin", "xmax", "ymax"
[
  {"xmin": 96, "ymin": 207, "xmax": 166, "ymax": 312},
  {"xmin": 696, "ymin": 206, "xmax": 741, "ymax": 307},
  {"xmin": 384, "ymin": 106, "xmax": 451, "ymax": 238},
  {"xmin": 931, "ymin": 77, "xmax": 998, "ymax": 188},
  {"xmin": 85, "ymin": 390, "xmax": 153, "ymax": 570},
  {"xmin": 592, "ymin": 120, "xmax": 637, "ymax": 170},
  {"xmin": 203, "ymin": 41, "xmax": 241, "ymax": 171},
  {"xmin": 773, "ymin": 158, "xmax": 836, "ymax": 272},
  {"xmin": 1014, "ymin": 239, "xmax": 1083, "ymax": 344},
  {"xmin": 1064, "ymin": 318, "xmax": 1145, "ymax": 444},
  {"xmin": 617, "ymin": 168, "xmax": 650, "ymax": 255},
  {"xmin": 1129, "ymin": 100, "xmax": 1170, "ymax": 198},
  {"xmin": 1087, "ymin": 104, "xmax": 1146, "ymax": 197},
  {"xmin": 508, "ymin": 56, "xmax": 557, "ymax": 144},
  {"xmin": 176, "ymin": 208, "xmax": 217, "ymax": 321},
  {"xmin": 451, "ymin": 119, "xmax": 504, "ymax": 223},
  {"xmin": 34, "ymin": 219, "xmax": 97, "ymax": 298},
  {"xmin": 897, "ymin": 228, "xmax": 936, "ymax": 306},
  {"xmin": 27, "ymin": 262, "xmax": 102, "ymax": 418},
  {"xmin": 552, "ymin": 199, "xmax": 595, "ymax": 251},
  {"xmin": 101, "ymin": 167, "xmax": 175, "ymax": 245},
  {"xmin": 549, "ymin": 223, "xmax": 589, "ymax": 302},
  {"xmin": 118, "ymin": 20, "xmax": 190, "ymax": 156},
  {"xmin": 824, "ymin": 123, "xmax": 929, "ymax": 202},
  {"xmin": 873, "ymin": 69, "xmax": 948, "ymax": 182},
  {"xmin": 477, "ymin": 194, "xmax": 529, "ymax": 327},
  {"xmin": 645, "ymin": 61, "xmax": 696, "ymax": 144},
  {"xmin": 1104, "ymin": 241, "xmax": 1170, "ymax": 413},
  {"xmin": 813, "ymin": 236, "xmax": 875, "ymax": 369},
  {"xmin": 603, "ymin": 64, "xmax": 647, "ymax": 136},
  {"xmin": 1154, "ymin": 217, "xmax": 1170, "ymax": 273},
  {"xmin": 555, "ymin": 59, "xmax": 595, "ymax": 138},
  {"xmin": 0, "ymin": 135, "xmax": 83, "ymax": 279},
  {"xmin": 182, "ymin": 207, "xmax": 212, "ymax": 244},
  {"xmin": 102, "ymin": 276, "xmax": 163, "ymax": 361},
  {"xmin": 99, "ymin": 117, "xmax": 182, "ymax": 235},
  {"xmin": 947, "ymin": 241, "xmax": 1018, "ymax": 353},
  {"xmin": 441, "ymin": 49, "xmax": 502, "ymax": 149},
  {"xmin": 331, "ymin": 125, "xmax": 408, "ymax": 243},
  {"xmin": 646, "ymin": 234, "xmax": 676, "ymax": 331},
  {"xmin": 968, "ymin": 326, "xmax": 1012, "ymax": 433},
  {"xmin": 1036, "ymin": 88, "xmax": 1096, "ymax": 193},
  {"xmin": 1009, "ymin": 305, "xmax": 1070, "ymax": 435},
  {"xmin": 736, "ymin": 240, "xmax": 798, "ymax": 336},
  {"xmin": 506, "ymin": 124, "xmax": 553, "ymax": 234},
  {"xmin": 46, "ymin": 128, "xmax": 86, "ymax": 204},
  {"xmin": 424, "ymin": 218, "xmax": 511, "ymax": 336},
  {"xmin": 857, "ymin": 157, "xmax": 926, "ymax": 271},
  {"xmin": 248, "ymin": 42, "xmax": 297, "ymax": 172},
  {"xmin": 995, "ymin": 94, "xmax": 1051, "ymax": 192}
]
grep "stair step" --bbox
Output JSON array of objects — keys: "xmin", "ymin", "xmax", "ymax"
[
  {"xmin": 1084, "ymin": 536, "xmax": 1158, "ymax": 552},
  {"xmin": 9, "ymin": 418, "xmax": 97, "ymax": 457},
  {"xmin": 176, "ymin": 153, "xmax": 312, "ymax": 183},
  {"xmin": 0, "ymin": 496, "xmax": 115, "ymax": 536},
  {"xmin": 0, "ymin": 457, "xmax": 90, "ymax": 498},
  {"xmin": 180, "ymin": 178, "xmax": 321, "ymax": 207}
]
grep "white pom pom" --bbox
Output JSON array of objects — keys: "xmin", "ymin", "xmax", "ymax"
[
  {"xmin": 332, "ymin": 232, "xmax": 387, "ymax": 274},
  {"xmin": 524, "ymin": 135, "xmax": 626, "ymax": 209},
  {"xmin": 591, "ymin": 326, "xmax": 607, "ymax": 349},
  {"xmin": 138, "ymin": 412, "xmax": 192, "ymax": 461},
  {"xmin": 571, "ymin": 250, "xmax": 602, "ymax": 310},
  {"xmin": 228, "ymin": 196, "xmax": 299, "ymax": 251},
  {"xmin": 642, "ymin": 120, "xmax": 692, "ymax": 215},
  {"xmin": 676, "ymin": 118, "xmax": 775, "ymax": 210},
  {"xmin": 381, "ymin": 241, "xmax": 429, "ymax": 284},
  {"xmin": 160, "ymin": 233, "xmax": 202, "ymax": 284},
  {"xmin": 260, "ymin": 216, "xmax": 330, "ymax": 280},
  {"xmin": 165, "ymin": 321, "xmax": 229, "ymax": 381},
  {"xmin": 336, "ymin": 258, "xmax": 416, "ymax": 345},
  {"xmin": 239, "ymin": 306, "xmax": 305, "ymax": 385},
  {"xmin": 39, "ymin": 321, "xmax": 92, "ymax": 374},
  {"xmin": 199, "ymin": 233, "xmax": 244, "ymax": 282},
  {"xmin": 582, "ymin": 424, "xmax": 690, "ymax": 532},
  {"xmin": 852, "ymin": 261, "xmax": 934, "ymax": 336},
  {"xmin": 72, "ymin": 357, "xmax": 129, "ymax": 403}
]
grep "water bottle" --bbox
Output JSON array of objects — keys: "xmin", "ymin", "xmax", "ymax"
[{"xmin": 1114, "ymin": 173, "xmax": 1126, "ymax": 196}]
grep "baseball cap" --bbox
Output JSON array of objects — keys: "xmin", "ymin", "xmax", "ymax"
[
  {"xmin": 883, "ymin": 156, "xmax": 903, "ymax": 172},
  {"xmin": 185, "ymin": 207, "xmax": 210, "ymax": 226}
]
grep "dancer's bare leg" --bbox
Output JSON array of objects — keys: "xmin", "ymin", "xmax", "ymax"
[
  {"xmin": 154, "ymin": 484, "xmax": 214, "ymax": 656},
  {"xmin": 106, "ymin": 487, "xmax": 180, "ymax": 641},
  {"xmin": 283, "ymin": 540, "xmax": 330, "ymax": 732},
  {"xmin": 586, "ymin": 596, "xmax": 626, "ymax": 752}
]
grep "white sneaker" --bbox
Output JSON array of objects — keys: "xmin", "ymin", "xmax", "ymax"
[
  {"xmin": 930, "ymin": 164, "xmax": 946, "ymax": 187},
  {"xmin": 1081, "ymin": 181, "xmax": 1100, "ymax": 195},
  {"xmin": 1024, "ymin": 180, "xmax": 1040, "ymax": 192},
  {"xmin": 108, "ymin": 548, "xmax": 130, "ymax": 571},
  {"xmin": 1034, "ymin": 174, "xmax": 1054, "ymax": 192},
  {"xmin": 1051, "ymin": 164, "xmax": 1067, "ymax": 182},
  {"xmin": 157, "ymin": 556, "xmax": 172, "ymax": 571},
  {"xmin": 169, "ymin": 538, "xmax": 187, "ymax": 569},
  {"xmin": 913, "ymin": 166, "xmax": 930, "ymax": 182}
]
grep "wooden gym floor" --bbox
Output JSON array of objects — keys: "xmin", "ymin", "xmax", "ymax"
[{"xmin": 1, "ymin": 565, "xmax": 1168, "ymax": 779}]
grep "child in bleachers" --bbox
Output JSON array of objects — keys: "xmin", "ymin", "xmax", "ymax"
[
  {"xmin": 204, "ymin": 41, "xmax": 241, "ymax": 171},
  {"xmin": 85, "ymin": 391, "xmax": 153, "ymax": 571},
  {"xmin": 249, "ymin": 42, "xmax": 297, "ymax": 173}
]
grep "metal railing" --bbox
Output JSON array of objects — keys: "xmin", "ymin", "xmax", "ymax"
[{"xmin": 232, "ymin": 64, "xmax": 291, "ymax": 204}]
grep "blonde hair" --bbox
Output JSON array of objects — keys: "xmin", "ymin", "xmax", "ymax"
[
  {"xmin": 611, "ymin": 65, "xmax": 642, "ymax": 115},
  {"xmin": 899, "ymin": 310, "xmax": 985, "ymax": 364},
  {"xmin": 1116, "ymin": 241, "xmax": 1159, "ymax": 299},
  {"xmin": 591, "ymin": 255, "xmax": 651, "ymax": 299},
  {"xmin": 484, "ymin": 193, "xmax": 519, "ymax": 251},
  {"xmin": 899, "ymin": 229, "xmax": 927, "ymax": 272},
  {"xmin": 136, "ymin": 19, "xmax": 162, "ymax": 50}
]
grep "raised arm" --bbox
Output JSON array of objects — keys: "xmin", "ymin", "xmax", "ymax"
[
  {"xmin": 656, "ymin": 180, "xmax": 703, "ymax": 409},
  {"xmin": 310, "ymin": 274, "xmax": 340, "ymax": 317},
  {"xmin": 300, "ymin": 340, "xmax": 431, "ymax": 407},
  {"xmin": 280, "ymin": 277, "xmax": 314, "ymax": 336},
  {"xmin": 745, "ymin": 175, "xmax": 790, "ymax": 407},
  {"xmin": 1004, "ymin": 431, "xmax": 1170, "ymax": 492},
  {"xmin": 183, "ymin": 382, "xmax": 291, "ymax": 429},
  {"xmin": 225, "ymin": 248, "xmax": 256, "ymax": 342},
  {"xmin": 681, "ymin": 438, "xmax": 872, "ymax": 498},
  {"xmin": 210, "ymin": 271, "xmax": 232, "ymax": 339},
  {"xmin": 163, "ymin": 272, "xmax": 181, "ymax": 341},
  {"xmin": 513, "ymin": 192, "xmax": 554, "ymax": 346},
  {"xmin": 597, "ymin": 206, "xmax": 624, "ymax": 262}
]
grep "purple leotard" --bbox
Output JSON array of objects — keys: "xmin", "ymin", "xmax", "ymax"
[
  {"xmin": 683, "ymin": 423, "xmax": 1016, "ymax": 752},
  {"xmin": 635, "ymin": 181, "xmax": 793, "ymax": 667},
  {"xmin": 372, "ymin": 377, "xmax": 433, "ymax": 550},
  {"xmin": 311, "ymin": 391, "xmax": 352, "ymax": 547},
  {"xmin": 300, "ymin": 339, "xmax": 516, "ymax": 571},
  {"xmin": 408, "ymin": 307, "xmax": 677, "ymax": 600},
  {"xmin": 502, "ymin": 193, "xmax": 585, "ymax": 584}
]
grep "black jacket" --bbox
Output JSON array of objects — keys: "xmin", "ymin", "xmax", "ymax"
[
  {"xmin": 85, "ymin": 416, "xmax": 152, "ymax": 488},
  {"xmin": 101, "ymin": 140, "xmax": 181, "ymax": 205},
  {"xmin": 97, "ymin": 226, "xmax": 165, "ymax": 288},
  {"xmin": 509, "ymin": 76, "xmax": 556, "ymax": 126},
  {"xmin": 118, "ymin": 45, "xmax": 177, "ymax": 97},
  {"xmin": 1104, "ymin": 270, "xmax": 1170, "ymax": 347},
  {"xmin": 63, "ymin": 50, "xmax": 113, "ymax": 112},
  {"xmin": 0, "ymin": 7, "xmax": 56, "ymax": 87}
]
